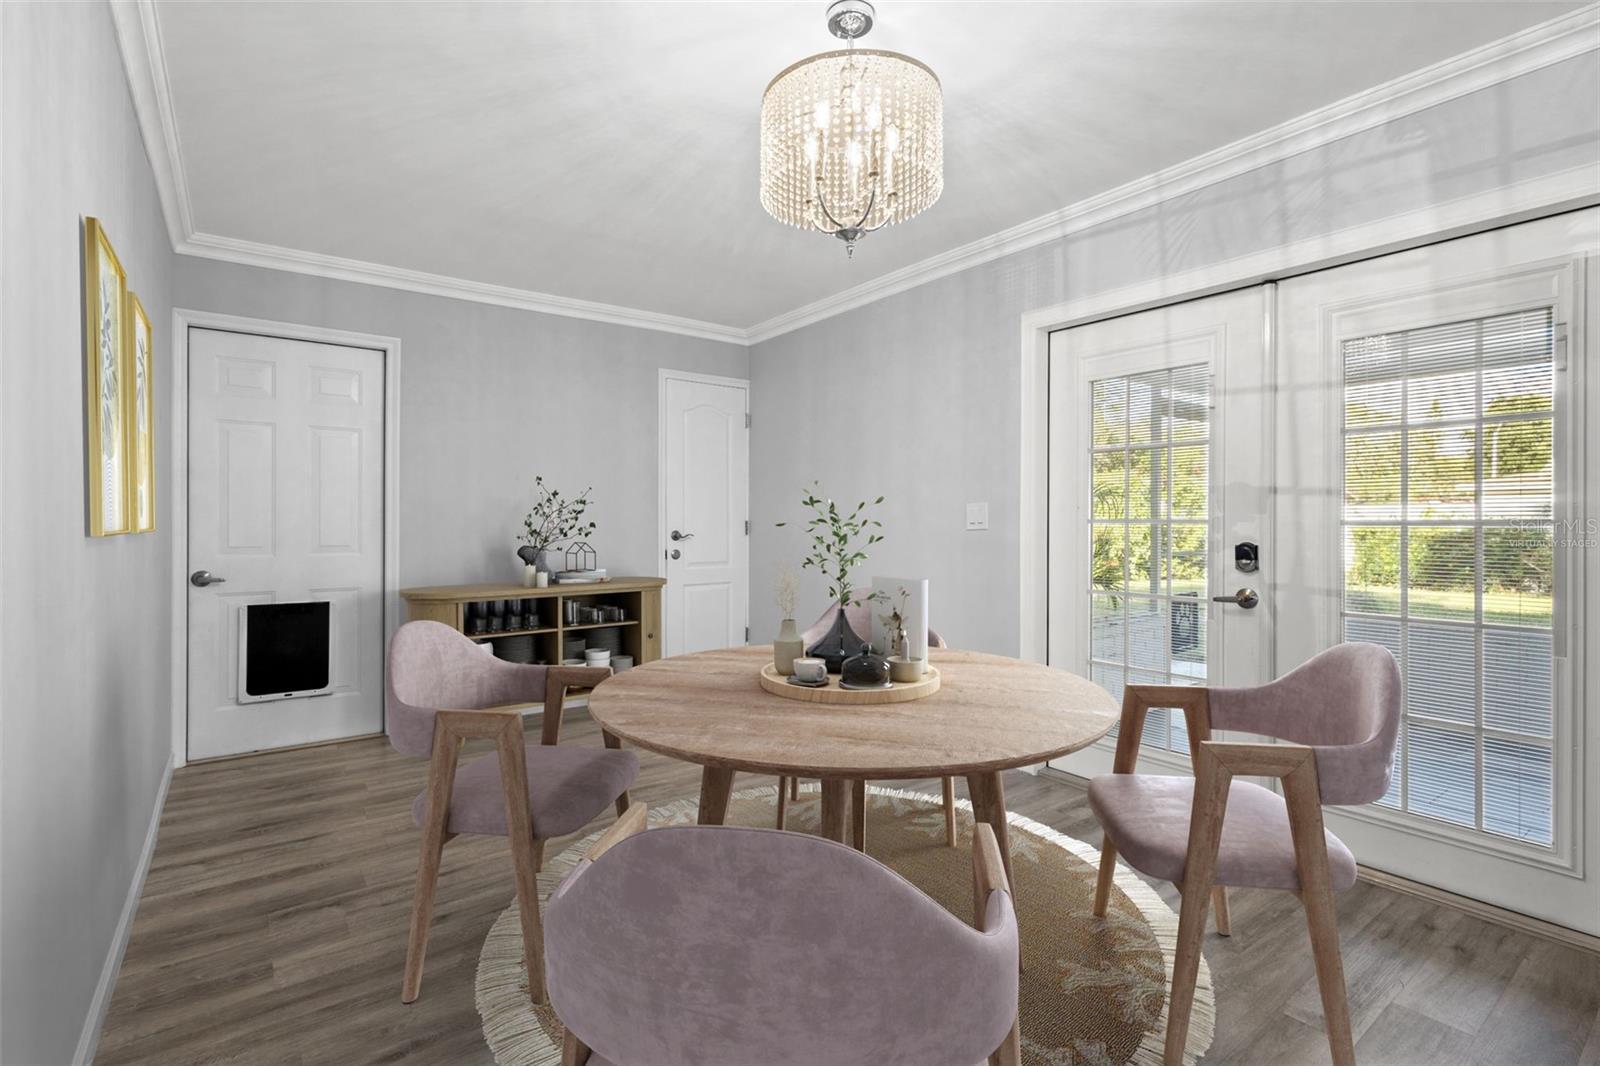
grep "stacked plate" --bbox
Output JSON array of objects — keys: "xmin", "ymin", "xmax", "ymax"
[
  {"xmin": 491, "ymin": 634, "xmax": 536, "ymax": 664},
  {"xmin": 585, "ymin": 627, "xmax": 624, "ymax": 657}
]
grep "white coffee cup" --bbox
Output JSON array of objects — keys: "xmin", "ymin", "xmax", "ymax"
[{"xmin": 792, "ymin": 657, "xmax": 827, "ymax": 683}]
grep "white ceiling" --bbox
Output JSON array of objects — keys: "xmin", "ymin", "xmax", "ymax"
[{"xmin": 152, "ymin": 1, "xmax": 1580, "ymax": 332}]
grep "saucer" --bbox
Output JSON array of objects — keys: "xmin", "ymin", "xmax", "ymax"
[{"xmin": 786, "ymin": 676, "xmax": 829, "ymax": 688}]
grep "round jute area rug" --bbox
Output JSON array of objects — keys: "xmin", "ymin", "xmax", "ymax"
[{"xmin": 476, "ymin": 785, "xmax": 1214, "ymax": 1066}]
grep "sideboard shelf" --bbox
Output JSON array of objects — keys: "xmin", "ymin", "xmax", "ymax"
[{"xmin": 400, "ymin": 577, "xmax": 665, "ymax": 668}]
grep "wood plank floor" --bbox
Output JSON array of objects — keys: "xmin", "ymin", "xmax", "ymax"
[{"xmin": 98, "ymin": 712, "xmax": 1600, "ymax": 1065}]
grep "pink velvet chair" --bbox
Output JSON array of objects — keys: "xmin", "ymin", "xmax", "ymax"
[
  {"xmin": 387, "ymin": 620, "xmax": 634, "ymax": 1006},
  {"xmin": 776, "ymin": 604, "xmax": 956, "ymax": 848},
  {"xmin": 546, "ymin": 804, "xmax": 1021, "ymax": 1066},
  {"xmin": 1088, "ymin": 642, "xmax": 1400, "ymax": 1066}
]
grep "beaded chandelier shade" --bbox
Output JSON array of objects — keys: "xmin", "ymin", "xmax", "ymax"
[{"xmin": 759, "ymin": 3, "xmax": 943, "ymax": 256}]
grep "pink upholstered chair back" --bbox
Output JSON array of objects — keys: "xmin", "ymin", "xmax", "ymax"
[
  {"xmin": 801, "ymin": 603, "xmax": 948, "ymax": 650},
  {"xmin": 386, "ymin": 621, "xmax": 548, "ymax": 758},
  {"xmin": 545, "ymin": 825, "xmax": 1017, "ymax": 1066},
  {"xmin": 1208, "ymin": 642, "xmax": 1401, "ymax": 805}
]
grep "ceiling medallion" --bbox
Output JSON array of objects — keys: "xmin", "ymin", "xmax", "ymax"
[{"xmin": 759, "ymin": 0, "xmax": 944, "ymax": 258}]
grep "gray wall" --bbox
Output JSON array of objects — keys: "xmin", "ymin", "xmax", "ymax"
[
  {"xmin": 174, "ymin": 262, "xmax": 749, "ymax": 588},
  {"xmin": 1, "ymin": 4, "xmax": 176, "ymax": 1063},
  {"xmin": 749, "ymin": 53, "xmax": 1600, "ymax": 653}
]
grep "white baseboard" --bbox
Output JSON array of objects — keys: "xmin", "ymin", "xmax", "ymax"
[{"xmin": 73, "ymin": 753, "xmax": 174, "ymax": 1066}]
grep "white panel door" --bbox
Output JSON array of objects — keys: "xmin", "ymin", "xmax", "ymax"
[
  {"xmin": 187, "ymin": 328, "xmax": 385, "ymax": 759},
  {"xmin": 661, "ymin": 374, "xmax": 749, "ymax": 656},
  {"xmin": 1047, "ymin": 288, "xmax": 1274, "ymax": 777},
  {"xmin": 1275, "ymin": 210, "xmax": 1598, "ymax": 933}
]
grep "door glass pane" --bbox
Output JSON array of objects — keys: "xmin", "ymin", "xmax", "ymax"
[
  {"xmin": 1340, "ymin": 308, "xmax": 1556, "ymax": 847},
  {"xmin": 1090, "ymin": 363, "xmax": 1210, "ymax": 754}
]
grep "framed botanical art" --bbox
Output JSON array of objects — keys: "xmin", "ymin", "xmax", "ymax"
[
  {"xmin": 84, "ymin": 217, "xmax": 131, "ymax": 536},
  {"xmin": 127, "ymin": 291, "xmax": 156, "ymax": 532}
]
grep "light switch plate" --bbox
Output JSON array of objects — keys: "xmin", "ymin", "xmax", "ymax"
[{"xmin": 965, "ymin": 502, "xmax": 989, "ymax": 531}]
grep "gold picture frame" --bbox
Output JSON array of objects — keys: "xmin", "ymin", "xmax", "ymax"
[
  {"xmin": 84, "ymin": 217, "xmax": 131, "ymax": 536},
  {"xmin": 127, "ymin": 291, "xmax": 156, "ymax": 533}
]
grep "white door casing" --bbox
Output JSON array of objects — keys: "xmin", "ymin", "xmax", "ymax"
[
  {"xmin": 186, "ymin": 327, "xmax": 386, "ymax": 759},
  {"xmin": 1275, "ymin": 210, "xmax": 1598, "ymax": 934},
  {"xmin": 659, "ymin": 371, "xmax": 750, "ymax": 656},
  {"xmin": 1047, "ymin": 287, "xmax": 1274, "ymax": 777}
]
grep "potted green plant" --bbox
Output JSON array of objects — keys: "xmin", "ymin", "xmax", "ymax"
[
  {"xmin": 776, "ymin": 482, "xmax": 884, "ymax": 673},
  {"xmin": 517, "ymin": 477, "xmax": 596, "ymax": 587}
]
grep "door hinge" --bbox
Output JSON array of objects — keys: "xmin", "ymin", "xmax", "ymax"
[
  {"xmin": 745, "ymin": 626, "xmax": 751, "ymax": 643},
  {"xmin": 745, "ymin": 412, "xmax": 751, "ymax": 429},
  {"xmin": 1555, "ymin": 322, "xmax": 1569, "ymax": 372},
  {"xmin": 744, "ymin": 519, "xmax": 750, "ymax": 535}
]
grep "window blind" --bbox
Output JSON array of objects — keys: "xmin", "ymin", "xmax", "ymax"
[{"xmin": 1342, "ymin": 308, "xmax": 1555, "ymax": 845}]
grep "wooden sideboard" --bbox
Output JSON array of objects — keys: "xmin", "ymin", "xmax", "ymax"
[{"xmin": 400, "ymin": 577, "xmax": 665, "ymax": 667}]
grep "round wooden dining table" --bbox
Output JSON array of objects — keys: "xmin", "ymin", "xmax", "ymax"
[{"xmin": 587, "ymin": 644, "xmax": 1118, "ymax": 882}]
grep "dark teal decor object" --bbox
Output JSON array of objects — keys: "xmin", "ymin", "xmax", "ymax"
[{"xmin": 806, "ymin": 610, "xmax": 867, "ymax": 674}]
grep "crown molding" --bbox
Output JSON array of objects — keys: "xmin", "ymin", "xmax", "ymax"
[
  {"xmin": 743, "ymin": 4, "xmax": 1600, "ymax": 344},
  {"xmin": 110, "ymin": 0, "xmax": 192, "ymax": 250},
  {"xmin": 112, "ymin": 0, "xmax": 1599, "ymax": 348},
  {"xmin": 176, "ymin": 231, "xmax": 751, "ymax": 344}
]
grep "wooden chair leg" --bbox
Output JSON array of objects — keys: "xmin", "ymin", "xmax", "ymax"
[
  {"xmin": 495, "ymin": 721, "xmax": 547, "ymax": 1004},
  {"xmin": 941, "ymin": 776, "xmax": 958, "ymax": 846},
  {"xmin": 790, "ymin": 776, "xmax": 800, "ymax": 801},
  {"xmin": 852, "ymin": 779, "xmax": 867, "ymax": 851},
  {"xmin": 561, "ymin": 1028, "xmax": 591, "ymax": 1066},
  {"xmin": 774, "ymin": 780, "xmax": 788, "ymax": 831},
  {"xmin": 1211, "ymin": 886, "xmax": 1231, "ymax": 936},
  {"xmin": 1282, "ymin": 762, "xmax": 1355, "ymax": 1066},
  {"xmin": 1164, "ymin": 749, "xmax": 1229, "ymax": 1065},
  {"xmin": 532, "ymin": 838, "xmax": 546, "ymax": 875},
  {"xmin": 402, "ymin": 733, "xmax": 460, "ymax": 1004},
  {"xmin": 1092, "ymin": 835, "xmax": 1119, "ymax": 918}
]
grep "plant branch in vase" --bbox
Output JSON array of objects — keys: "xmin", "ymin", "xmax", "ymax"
[
  {"xmin": 517, "ymin": 477, "xmax": 597, "ymax": 587},
  {"xmin": 772, "ymin": 568, "xmax": 804, "ymax": 676},
  {"xmin": 776, "ymin": 482, "xmax": 884, "ymax": 673}
]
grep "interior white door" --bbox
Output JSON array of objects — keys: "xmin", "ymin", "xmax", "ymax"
[
  {"xmin": 1047, "ymin": 287, "xmax": 1274, "ymax": 777},
  {"xmin": 660, "ymin": 374, "xmax": 749, "ymax": 656},
  {"xmin": 1275, "ymin": 211, "xmax": 1599, "ymax": 933},
  {"xmin": 187, "ymin": 328, "xmax": 385, "ymax": 759}
]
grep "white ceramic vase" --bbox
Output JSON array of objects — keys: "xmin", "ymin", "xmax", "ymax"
[{"xmin": 773, "ymin": 618, "xmax": 805, "ymax": 676}]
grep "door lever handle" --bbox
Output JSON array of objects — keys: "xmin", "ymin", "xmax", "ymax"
[
  {"xmin": 190, "ymin": 569, "xmax": 227, "ymax": 588},
  {"xmin": 1212, "ymin": 588, "xmax": 1259, "ymax": 609},
  {"xmin": 670, "ymin": 530, "xmax": 694, "ymax": 541}
]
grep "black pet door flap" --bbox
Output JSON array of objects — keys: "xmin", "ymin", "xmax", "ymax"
[{"xmin": 238, "ymin": 601, "xmax": 332, "ymax": 703}]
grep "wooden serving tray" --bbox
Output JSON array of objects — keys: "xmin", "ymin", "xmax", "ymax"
[{"xmin": 758, "ymin": 661, "xmax": 941, "ymax": 705}]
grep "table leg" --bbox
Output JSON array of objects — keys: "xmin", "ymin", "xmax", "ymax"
[
  {"xmin": 818, "ymin": 778, "xmax": 849, "ymax": 843},
  {"xmin": 698, "ymin": 766, "xmax": 735, "ymax": 825},
  {"xmin": 851, "ymin": 779, "xmax": 867, "ymax": 852},
  {"xmin": 966, "ymin": 771, "xmax": 1013, "ymax": 888}
]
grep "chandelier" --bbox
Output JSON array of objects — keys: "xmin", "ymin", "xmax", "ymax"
[{"xmin": 760, "ymin": 0, "xmax": 943, "ymax": 257}]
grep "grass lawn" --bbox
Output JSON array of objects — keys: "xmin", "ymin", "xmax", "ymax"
[{"xmin": 1347, "ymin": 585, "xmax": 1551, "ymax": 627}]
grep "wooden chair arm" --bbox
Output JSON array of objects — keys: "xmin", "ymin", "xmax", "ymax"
[
  {"xmin": 585, "ymin": 801, "xmax": 647, "ymax": 863},
  {"xmin": 434, "ymin": 705, "xmax": 523, "ymax": 741},
  {"xmin": 1200, "ymin": 740, "xmax": 1317, "ymax": 781},
  {"xmin": 1114, "ymin": 684, "xmax": 1214, "ymax": 773},
  {"xmin": 540, "ymin": 666, "xmax": 615, "ymax": 746},
  {"xmin": 971, "ymin": 822, "xmax": 1011, "ymax": 932}
]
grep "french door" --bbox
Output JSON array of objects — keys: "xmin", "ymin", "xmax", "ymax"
[
  {"xmin": 1048, "ymin": 210, "xmax": 1598, "ymax": 933},
  {"xmin": 1047, "ymin": 287, "xmax": 1275, "ymax": 779},
  {"xmin": 1276, "ymin": 212, "xmax": 1597, "ymax": 933}
]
